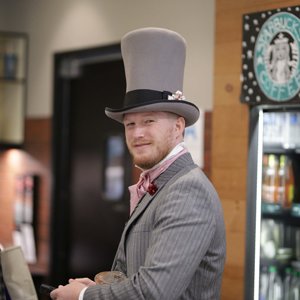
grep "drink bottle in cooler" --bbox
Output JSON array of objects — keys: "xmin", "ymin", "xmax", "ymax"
[{"xmin": 267, "ymin": 265, "xmax": 283, "ymax": 300}]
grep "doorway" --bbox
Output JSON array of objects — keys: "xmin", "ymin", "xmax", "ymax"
[{"xmin": 50, "ymin": 44, "xmax": 131, "ymax": 285}]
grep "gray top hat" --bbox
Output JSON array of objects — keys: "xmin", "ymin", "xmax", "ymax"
[{"xmin": 105, "ymin": 27, "xmax": 200, "ymax": 127}]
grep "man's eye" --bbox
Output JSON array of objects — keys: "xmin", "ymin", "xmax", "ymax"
[
  {"xmin": 145, "ymin": 119, "xmax": 155, "ymax": 124},
  {"xmin": 125, "ymin": 122, "xmax": 134, "ymax": 128}
]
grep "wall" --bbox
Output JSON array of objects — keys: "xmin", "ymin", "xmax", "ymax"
[
  {"xmin": 0, "ymin": 0, "xmax": 215, "ymax": 117},
  {"xmin": 212, "ymin": 0, "xmax": 300, "ymax": 299}
]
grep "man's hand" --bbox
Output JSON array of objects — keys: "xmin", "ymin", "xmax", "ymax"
[{"xmin": 50, "ymin": 278, "xmax": 96, "ymax": 300}]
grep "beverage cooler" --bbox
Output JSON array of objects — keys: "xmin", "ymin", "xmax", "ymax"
[
  {"xmin": 240, "ymin": 5, "xmax": 300, "ymax": 299},
  {"xmin": 245, "ymin": 106, "xmax": 300, "ymax": 300}
]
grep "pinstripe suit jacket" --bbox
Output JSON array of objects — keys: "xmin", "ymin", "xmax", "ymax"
[{"xmin": 84, "ymin": 153, "xmax": 226, "ymax": 299}]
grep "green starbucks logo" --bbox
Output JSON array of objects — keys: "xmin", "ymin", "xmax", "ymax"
[{"xmin": 254, "ymin": 12, "xmax": 300, "ymax": 101}]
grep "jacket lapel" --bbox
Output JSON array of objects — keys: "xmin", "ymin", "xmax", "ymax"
[
  {"xmin": 126, "ymin": 153, "xmax": 195, "ymax": 228},
  {"xmin": 112, "ymin": 153, "xmax": 196, "ymax": 271}
]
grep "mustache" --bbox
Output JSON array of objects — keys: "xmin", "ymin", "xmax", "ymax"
[{"xmin": 129, "ymin": 138, "xmax": 151, "ymax": 147}]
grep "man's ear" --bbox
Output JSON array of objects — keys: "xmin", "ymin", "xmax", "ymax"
[{"xmin": 176, "ymin": 116, "xmax": 185, "ymax": 137}]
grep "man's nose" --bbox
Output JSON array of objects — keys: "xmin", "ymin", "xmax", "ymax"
[{"xmin": 132, "ymin": 126, "xmax": 145, "ymax": 138}]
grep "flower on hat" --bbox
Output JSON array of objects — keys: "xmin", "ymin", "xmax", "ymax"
[
  {"xmin": 167, "ymin": 90, "xmax": 186, "ymax": 101},
  {"xmin": 147, "ymin": 183, "xmax": 158, "ymax": 196}
]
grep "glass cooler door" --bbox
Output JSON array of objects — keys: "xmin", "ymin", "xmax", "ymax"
[{"xmin": 245, "ymin": 105, "xmax": 300, "ymax": 300}]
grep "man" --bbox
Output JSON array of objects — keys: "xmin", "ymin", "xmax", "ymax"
[{"xmin": 51, "ymin": 27, "xmax": 226, "ymax": 300}]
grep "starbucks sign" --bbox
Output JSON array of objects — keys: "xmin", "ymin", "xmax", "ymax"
[{"xmin": 241, "ymin": 6, "xmax": 300, "ymax": 104}]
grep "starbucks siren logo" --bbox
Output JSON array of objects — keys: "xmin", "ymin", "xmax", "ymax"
[{"xmin": 254, "ymin": 12, "xmax": 300, "ymax": 101}]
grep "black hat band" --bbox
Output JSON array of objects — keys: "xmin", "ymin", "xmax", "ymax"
[{"xmin": 124, "ymin": 89, "xmax": 173, "ymax": 107}]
